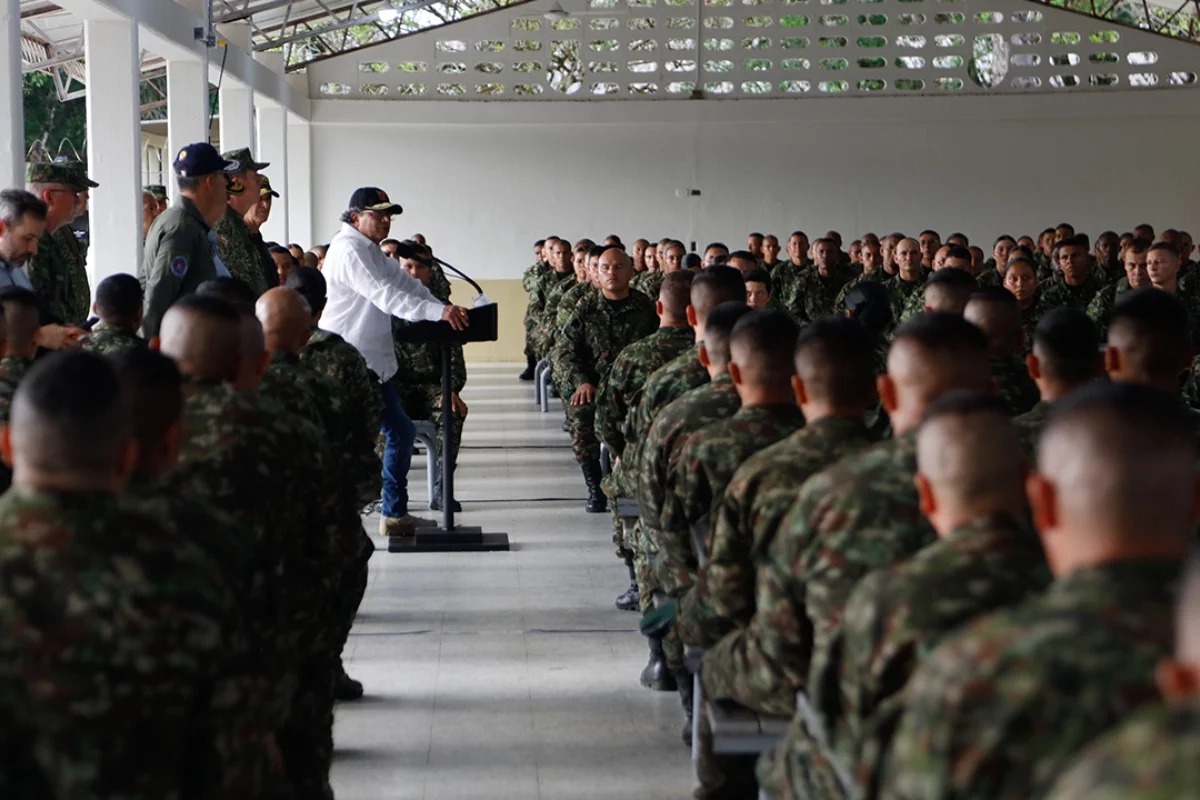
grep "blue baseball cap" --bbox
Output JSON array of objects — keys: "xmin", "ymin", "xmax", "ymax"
[{"xmin": 173, "ymin": 142, "xmax": 241, "ymax": 178}]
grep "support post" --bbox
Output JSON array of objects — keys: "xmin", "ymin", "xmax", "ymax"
[
  {"xmin": 217, "ymin": 22, "xmax": 255, "ymax": 152},
  {"xmin": 83, "ymin": 17, "xmax": 142, "ymax": 289},
  {"xmin": 166, "ymin": 57, "xmax": 210, "ymax": 199},
  {"xmin": 0, "ymin": 0, "xmax": 22, "ymax": 187},
  {"xmin": 287, "ymin": 117, "xmax": 312, "ymax": 248},
  {"xmin": 256, "ymin": 104, "xmax": 288, "ymax": 244}
]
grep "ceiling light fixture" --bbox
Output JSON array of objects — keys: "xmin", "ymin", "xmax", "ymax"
[{"xmin": 378, "ymin": 4, "xmax": 401, "ymax": 23}]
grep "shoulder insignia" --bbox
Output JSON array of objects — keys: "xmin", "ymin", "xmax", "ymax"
[{"xmin": 170, "ymin": 256, "xmax": 189, "ymax": 278}]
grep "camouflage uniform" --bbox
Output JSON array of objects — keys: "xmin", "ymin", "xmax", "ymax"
[
  {"xmin": 990, "ymin": 355, "xmax": 1039, "ymax": 416},
  {"xmin": 0, "ymin": 487, "xmax": 278, "ymax": 799},
  {"xmin": 531, "ymin": 271, "xmax": 577, "ymax": 359},
  {"xmin": 700, "ymin": 416, "xmax": 876, "ymax": 710},
  {"xmin": 834, "ymin": 269, "xmax": 885, "ymax": 311},
  {"xmin": 428, "ymin": 261, "xmax": 452, "ymax": 304},
  {"xmin": 80, "ymin": 322, "xmax": 146, "ymax": 355},
  {"xmin": 391, "ymin": 316, "xmax": 467, "ymax": 462},
  {"xmin": 1017, "ymin": 297, "xmax": 1045, "ymax": 356},
  {"xmin": 632, "ymin": 268, "xmax": 665, "ymax": 300},
  {"xmin": 54, "ymin": 226, "xmax": 91, "ymax": 323},
  {"xmin": 1013, "ymin": 400, "xmax": 1051, "ymax": 458},
  {"xmin": 1085, "ymin": 276, "xmax": 1132, "ymax": 337},
  {"xmin": 881, "ymin": 274, "xmax": 926, "ymax": 323},
  {"xmin": 213, "ymin": 205, "xmax": 271, "ymax": 297},
  {"xmin": 976, "ymin": 266, "xmax": 1005, "ymax": 289},
  {"xmin": 168, "ymin": 379, "xmax": 342, "ymax": 798},
  {"xmin": 788, "ymin": 267, "xmax": 854, "ymax": 325},
  {"xmin": 1036, "ymin": 272, "xmax": 1105, "ymax": 312},
  {"xmin": 0, "ymin": 356, "xmax": 32, "ymax": 425},
  {"xmin": 830, "ymin": 513, "xmax": 1049, "ymax": 800},
  {"xmin": 881, "ymin": 559, "xmax": 1181, "ymax": 800},
  {"xmin": 550, "ymin": 290, "xmax": 658, "ymax": 463},
  {"xmin": 1044, "ymin": 699, "xmax": 1200, "ymax": 800},
  {"xmin": 248, "ymin": 229, "xmax": 283, "ymax": 292},
  {"xmin": 772, "ymin": 261, "xmax": 806, "ymax": 310},
  {"xmin": 522, "ymin": 260, "xmax": 551, "ymax": 361},
  {"xmin": 757, "ymin": 432, "xmax": 936, "ymax": 797},
  {"xmin": 28, "ymin": 229, "xmax": 83, "ymax": 325}
]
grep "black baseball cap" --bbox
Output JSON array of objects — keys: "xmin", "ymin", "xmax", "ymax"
[
  {"xmin": 173, "ymin": 142, "xmax": 240, "ymax": 178},
  {"xmin": 348, "ymin": 187, "xmax": 403, "ymax": 216}
]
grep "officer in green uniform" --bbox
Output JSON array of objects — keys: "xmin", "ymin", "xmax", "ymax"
[
  {"xmin": 215, "ymin": 148, "xmax": 275, "ymax": 296},
  {"xmin": 140, "ymin": 143, "xmax": 241, "ymax": 338},
  {"xmin": 24, "ymin": 160, "xmax": 96, "ymax": 326}
]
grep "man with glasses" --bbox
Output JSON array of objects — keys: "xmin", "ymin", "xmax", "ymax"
[
  {"xmin": 216, "ymin": 148, "xmax": 275, "ymax": 296},
  {"xmin": 25, "ymin": 161, "xmax": 95, "ymax": 326},
  {"xmin": 322, "ymin": 187, "xmax": 470, "ymax": 538},
  {"xmin": 140, "ymin": 142, "xmax": 242, "ymax": 338}
]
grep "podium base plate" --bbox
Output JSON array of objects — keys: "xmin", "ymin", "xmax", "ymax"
[{"xmin": 388, "ymin": 526, "xmax": 511, "ymax": 553}]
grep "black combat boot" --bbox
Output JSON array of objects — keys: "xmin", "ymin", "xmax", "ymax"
[
  {"xmin": 518, "ymin": 354, "xmax": 536, "ymax": 381},
  {"xmin": 429, "ymin": 466, "xmax": 462, "ymax": 513},
  {"xmin": 678, "ymin": 671, "xmax": 695, "ymax": 746},
  {"xmin": 615, "ymin": 563, "xmax": 638, "ymax": 611},
  {"xmin": 640, "ymin": 637, "xmax": 678, "ymax": 691},
  {"xmin": 335, "ymin": 661, "xmax": 365, "ymax": 702},
  {"xmin": 581, "ymin": 460, "xmax": 608, "ymax": 513}
]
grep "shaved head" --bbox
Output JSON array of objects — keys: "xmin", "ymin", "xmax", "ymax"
[
  {"xmin": 703, "ymin": 301, "xmax": 752, "ymax": 369},
  {"xmin": 1038, "ymin": 382, "xmax": 1196, "ymax": 547},
  {"xmin": 691, "ymin": 267, "xmax": 747, "ymax": 320},
  {"xmin": 158, "ymin": 296, "xmax": 244, "ymax": 382},
  {"xmin": 730, "ymin": 310, "xmax": 798, "ymax": 387},
  {"xmin": 918, "ymin": 392, "xmax": 1024, "ymax": 523},
  {"xmin": 1107, "ymin": 288, "xmax": 1191, "ymax": 392},
  {"xmin": 965, "ymin": 287, "xmax": 1024, "ymax": 357},
  {"xmin": 256, "ymin": 287, "xmax": 313, "ymax": 355},
  {"xmin": 923, "ymin": 268, "xmax": 977, "ymax": 315},
  {"xmin": 884, "ymin": 313, "xmax": 992, "ymax": 434},
  {"xmin": 793, "ymin": 316, "xmax": 876, "ymax": 408},
  {"xmin": 660, "ymin": 270, "xmax": 694, "ymax": 320}
]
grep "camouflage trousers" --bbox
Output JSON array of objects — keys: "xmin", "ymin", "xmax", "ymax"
[
  {"xmin": 396, "ymin": 383, "xmax": 464, "ymax": 465},
  {"xmin": 334, "ymin": 531, "xmax": 374, "ymax": 664},
  {"xmin": 677, "ymin": 578, "xmax": 736, "ymax": 651},
  {"xmin": 564, "ymin": 399, "xmax": 601, "ymax": 463},
  {"xmin": 523, "ymin": 312, "xmax": 539, "ymax": 361},
  {"xmin": 278, "ymin": 654, "xmax": 337, "ymax": 799},
  {"xmin": 756, "ymin": 715, "xmax": 849, "ymax": 800}
]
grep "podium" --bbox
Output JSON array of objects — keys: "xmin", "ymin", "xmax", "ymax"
[{"xmin": 387, "ymin": 303, "xmax": 510, "ymax": 553}]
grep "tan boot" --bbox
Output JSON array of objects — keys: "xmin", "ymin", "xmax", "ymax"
[{"xmin": 378, "ymin": 514, "xmax": 439, "ymax": 537}]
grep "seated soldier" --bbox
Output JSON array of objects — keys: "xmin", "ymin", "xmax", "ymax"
[
  {"xmin": 0, "ymin": 351, "xmax": 275, "ymax": 799},
  {"xmin": 919, "ymin": 230, "xmax": 942, "ymax": 271},
  {"xmin": 1039, "ymin": 235, "xmax": 1104, "ymax": 310},
  {"xmin": 744, "ymin": 268, "xmax": 773, "ymax": 311},
  {"xmin": 849, "ymin": 239, "xmax": 862, "ymax": 267},
  {"xmin": 729, "ymin": 250, "xmax": 758, "ymax": 279},
  {"xmin": 1134, "ymin": 222, "xmax": 1156, "ymax": 243},
  {"xmin": 789, "ymin": 238, "xmax": 853, "ymax": 324},
  {"xmin": 979, "ymin": 235, "xmax": 1016, "ymax": 288},
  {"xmin": 919, "ymin": 267, "xmax": 977, "ymax": 316},
  {"xmin": 882, "ymin": 238, "xmax": 925, "ymax": 321},
  {"xmin": 1094, "ymin": 230, "xmax": 1122, "ymax": 282},
  {"xmin": 1015, "ymin": 308, "xmax": 1102, "ymax": 454},
  {"xmin": 833, "ymin": 393, "xmax": 1049, "ymax": 800},
  {"xmin": 269, "ymin": 244, "xmax": 297, "ymax": 286},
  {"xmin": 1046, "ymin": 549, "xmax": 1200, "ymax": 800},
  {"xmin": 965, "ymin": 287, "xmax": 1040, "ymax": 415},
  {"xmin": 638, "ymin": 302, "xmax": 751, "ymax": 727},
  {"xmin": 1144, "ymin": 241, "xmax": 1200, "ymax": 347},
  {"xmin": 631, "ymin": 238, "xmax": 650, "ymax": 272},
  {"xmin": 760, "ymin": 234, "xmax": 783, "ymax": 272},
  {"xmin": 757, "ymin": 314, "xmax": 993, "ymax": 800},
  {"xmin": 704, "ymin": 242, "xmax": 731, "ymax": 267},
  {"xmin": 1001, "ymin": 256, "xmax": 1043, "ymax": 352},
  {"xmin": 1086, "ymin": 237, "xmax": 1150, "ymax": 336},
  {"xmin": 80, "ymin": 273, "xmax": 146, "ymax": 355},
  {"xmin": 596, "ymin": 270, "xmax": 695, "ymax": 610},
  {"xmin": 700, "ymin": 316, "xmax": 878, "ymax": 713},
  {"xmin": 529, "ymin": 238, "xmax": 575, "ymax": 362},
  {"xmin": 0, "ymin": 287, "xmax": 37, "ymax": 424},
  {"xmin": 880, "ymin": 233, "xmax": 903, "ymax": 277},
  {"xmin": 883, "ymin": 382, "xmax": 1193, "ymax": 800},
  {"xmin": 1107, "ymin": 289, "xmax": 1192, "ymax": 399},
  {"xmin": 392, "ymin": 248, "xmax": 469, "ymax": 511},
  {"xmin": 835, "ymin": 237, "xmax": 884, "ymax": 310},
  {"xmin": 747, "ymin": 233, "xmax": 765, "ymax": 262},
  {"xmin": 552, "ymin": 246, "xmax": 657, "ymax": 512}
]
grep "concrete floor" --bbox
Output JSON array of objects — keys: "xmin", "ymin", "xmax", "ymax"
[{"xmin": 334, "ymin": 364, "xmax": 694, "ymax": 800}]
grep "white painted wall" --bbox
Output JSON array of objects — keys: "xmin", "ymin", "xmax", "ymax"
[{"xmin": 310, "ymin": 92, "xmax": 1200, "ymax": 280}]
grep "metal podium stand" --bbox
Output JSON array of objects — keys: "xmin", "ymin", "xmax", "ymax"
[{"xmin": 387, "ymin": 302, "xmax": 510, "ymax": 553}]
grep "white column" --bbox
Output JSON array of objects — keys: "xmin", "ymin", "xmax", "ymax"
[
  {"xmin": 217, "ymin": 22, "xmax": 254, "ymax": 152},
  {"xmin": 257, "ymin": 104, "xmax": 288, "ymax": 244},
  {"xmin": 165, "ymin": 57, "xmax": 210, "ymax": 199},
  {"xmin": 0, "ymin": 0, "xmax": 23, "ymax": 187},
  {"xmin": 287, "ymin": 116, "xmax": 312, "ymax": 249},
  {"xmin": 83, "ymin": 18, "xmax": 142, "ymax": 289}
]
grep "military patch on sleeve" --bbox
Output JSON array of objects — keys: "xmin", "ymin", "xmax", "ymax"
[{"xmin": 170, "ymin": 256, "xmax": 189, "ymax": 278}]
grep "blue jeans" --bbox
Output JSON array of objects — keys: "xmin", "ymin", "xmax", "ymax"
[{"xmin": 380, "ymin": 382, "xmax": 415, "ymax": 518}]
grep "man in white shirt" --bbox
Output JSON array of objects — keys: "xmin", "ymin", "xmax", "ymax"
[{"xmin": 322, "ymin": 187, "xmax": 469, "ymax": 537}]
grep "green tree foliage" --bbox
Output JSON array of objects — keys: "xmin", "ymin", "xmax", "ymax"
[{"xmin": 23, "ymin": 72, "xmax": 87, "ymax": 163}]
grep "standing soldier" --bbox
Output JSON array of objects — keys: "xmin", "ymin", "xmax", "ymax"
[
  {"xmin": 214, "ymin": 148, "xmax": 274, "ymax": 296},
  {"xmin": 551, "ymin": 246, "xmax": 658, "ymax": 513},
  {"xmin": 57, "ymin": 161, "xmax": 96, "ymax": 323},
  {"xmin": 24, "ymin": 160, "xmax": 94, "ymax": 325}
]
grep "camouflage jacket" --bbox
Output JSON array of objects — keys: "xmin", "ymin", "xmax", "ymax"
[
  {"xmin": 789, "ymin": 266, "xmax": 854, "ymax": 325},
  {"xmin": 54, "ymin": 226, "xmax": 91, "ymax": 324},
  {"xmin": 833, "ymin": 513, "xmax": 1049, "ymax": 800},
  {"xmin": 834, "ymin": 269, "xmax": 886, "ymax": 311},
  {"xmin": 429, "ymin": 261, "xmax": 452, "ymax": 304},
  {"xmin": 596, "ymin": 325, "xmax": 694, "ymax": 461},
  {"xmin": 635, "ymin": 373, "xmax": 741, "ymax": 535},
  {"xmin": 976, "ymin": 266, "xmax": 1005, "ymax": 289},
  {"xmin": 247, "ymin": 230, "xmax": 281, "ymax": 293},
  {"xmin": 702, "ymin": 416, "xmax": 875, "ymax": 648},
  {"xmin": 882, "ymin": 274, "xmax": 926, "ymax": 322},
  {"xmin": 80, "ymin": 322, "xmax": 146, "ymax": 356},
  {"xmin": 881, "ymin": 559, "xmax": 1181, "ymax": 800},
  {"xmin": 1085, "ymin": 276, "xmax": 1132, "ymax": 338},
  {"xmin": 990, "ymin": 355, "xmax": 1039, "ymax": 416},
  {"xmin": 213, "ymin": 205, "xmax": 270, "ymax": 297},
  {"xmin": 1044, "ymin": 699, "xmax": 1200, "ymax": 800},
  {"xmin": 522, "ymin": 260, "xmax": 550, "ymax": 294},
  {"xmin": 550, "ymin": 290, "xmax": 658, "ymax": 392},
  {"xmin": 772, "ymin": 261, "xmax": 807, "ymax": 309},
  {"xmin": 0, "ymin": 487, "xmax": 275, "ymax": 799},
  {"xmin": 529, "ymin": 270, "xmax": 576, "ymax": 355},
  {"xmin": 1036, "ymin": 271, "xmax": 1105, "ymax": 312},
  {"xmin": 1013, "ymin": 400, "xmax": 1052, "ymax": 458},
  {"xmin": 538, "ymin": 279, "xmax": 591, "ymax": 358},
  {"xmin": 632, "ymin": 268, "xmax": 665, "ymax": 301},
  {"xmin": 658, "ymin": 403, "xmax": 808, "ymax": 597},
  {"xmin": 392, "ymin": 317, "xmax": 467, "ymax": 393},
  {"xmin": 523, "ymin": 262, "xmax": 557, "ymax": 320},
  {"xmin": 28, "ymin": 229, "xmax": 82, "ymax": 325},
  {"xmin": 553, "ymin": 281, "xmax": 598, "ymax": 337},
  {"xmin": 0, "ymin": 356, "xmax": 32, "ymax": 426}
]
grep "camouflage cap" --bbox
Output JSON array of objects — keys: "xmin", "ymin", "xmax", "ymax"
[
  {"xmin": 259, "ymin": 174, "xmax": 280, "ymax": 198},
  {"xmin": 144, "ymin": 185, "xmax": 168, "ymax": 199},
  {"xmin": 64, "ymin": 161, "xmax": 99, "ymax": 190},
  {"xmin": 25, "ymin": 161, "xmax": 95, "ymax": 190},
  {"xmin": 220, "ymin": 147, "xmax": 270, "ymax": 172}
]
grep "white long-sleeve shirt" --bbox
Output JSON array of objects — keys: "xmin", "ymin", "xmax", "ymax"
[{"xmin": 321, "ymin": 222, "xmax": 446, "ymax": 381}]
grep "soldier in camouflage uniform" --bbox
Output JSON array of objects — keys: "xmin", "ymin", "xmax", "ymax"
[
  {"xmin": 882, "ymin": 382, "xmax": 1192, "ymax": 800},
  {"xmin": 1037, "ymin": 236, "xmax": 1105, "ymax": 311},
  {"xmin": 552, "ymin": 247, "xmax": 658, "ymax": 512},
  {"xmin": 0, "ymin": 289, "xmax": 39, "ymax": 426},
  {"xmin": 964, "ymin": 287, "xmax": 1040, "ymax": 415},
  {"xmin": 214, "ymin": 148, "xmax": 273, "ymax": 297},
  {"xmin": 1086, "ymin": 238, "xmax": 1148, "ymax": 337},
  {"xmin": 756, "ymin": 314, "xmax": 992, "ymax": 799},
  {"xmin": 80, "ymin": 274, "xmax": 146, "ymax": 355},
  {"xmin": 787, "ymin": 238, "xmax": 853, "ymax": 325},
  {"xmin": 287, "ymin": 266, "xmax": 381, "ymax": 700},
  {"xmin": 1001, "ymin": 256, "xmax": 1044, "ymax": 354},
  {"xmin": 896, "ymin": 249, "xmax": 974, "ymax": 322},
  {"xmin": 520, "ymin": 238, "xmax": 552, "ymax": 379},
  {"xmin": 977, "ymin": 235, "xmax": 1016, "ymax": 289},
  {"xmin": 1106, "ymin": 289, "xmax": 1193, "ymax": 402},
  {"xmin": 0, "ymin": 351, "xmax": 279, "ymax": 799},
  {"xmin": 881, "ymin": 239, "xmax": 926, "ymax": 323},
  {"xmin": 595, "ymin": 271, "xmax": 695, "ymax": 606},
  {"xmin": 58, "ymin": 162, "xmax": 95, "ymax": 322},
  {"xmin": 1014, "ymin": 308, "xmax": 1101, "ymax": 457},
  {"xmin": 528, "ymin": 238, "xmax": 576, "ymax": 361},
  {"xmin": 391, "ymin": 248, "xmax": 468, "ymax": 509},
  {"xmin": 827, "ymin": 395, "xmax": 1049, "ymax": 800},
  {"xmin": 534, "ymin": 240, "xmax": 593, "ymax": 362},
  {"xmin": 700, "ymin": 318, "xmax": 878, "ymax": 715},
  {"xmin": 24, "ymin": 161, "xmax": 95, "ymax": 325},
  {"xmin": 1045, "ymin": 550, "xmax": 1200, "ymax": 800},
  {"xmin": 158, "ymin": 296, "xmax": 344, "ymax": 799},
  {"xmin": 635, "ymin": 240, "xmax": 684, "ymax": 300},
  {"xmin": 834, "ymin": 238, "xmax": 884, "ymax": 311}
]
